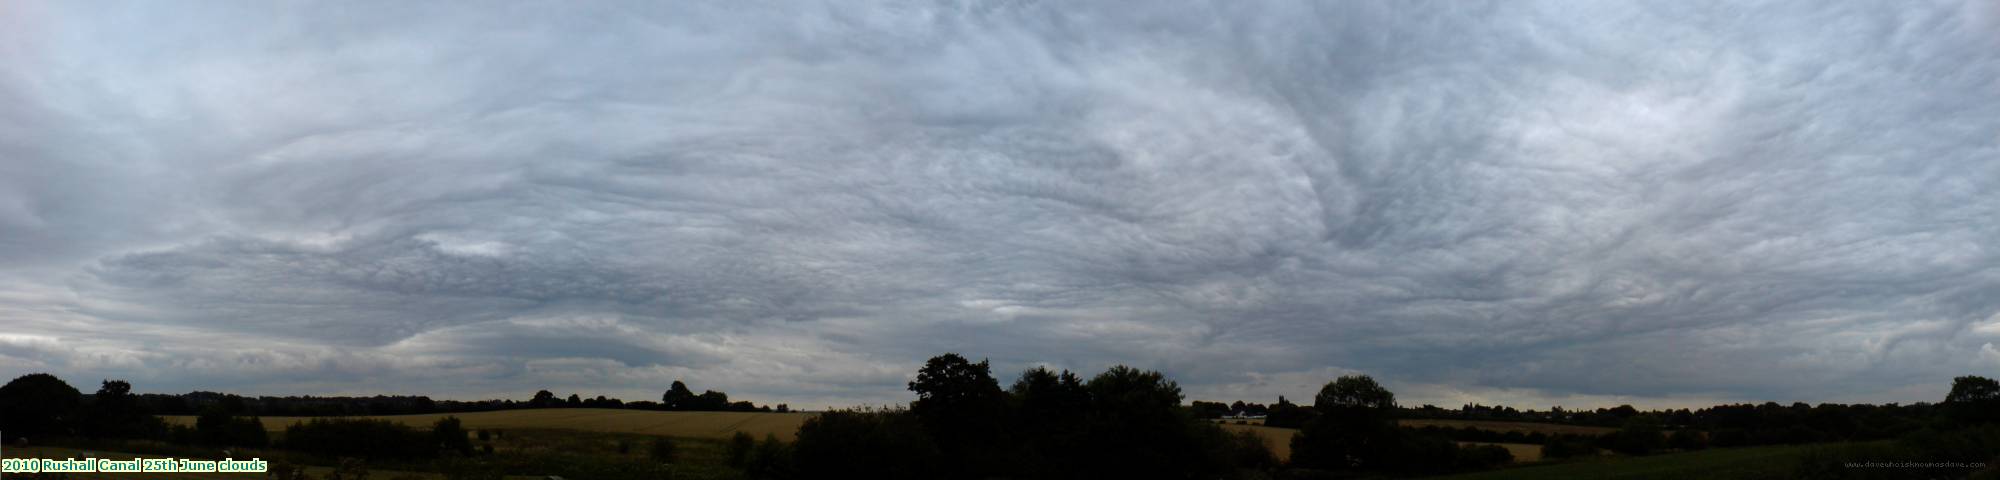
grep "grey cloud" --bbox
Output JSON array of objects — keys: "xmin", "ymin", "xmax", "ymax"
[{"xmin": 1, "ymin": 0, "xmax": 1996, "ymax": 408}]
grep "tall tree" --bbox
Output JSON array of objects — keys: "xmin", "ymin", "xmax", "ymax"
[
  {"xmin": 1292, "ymin": 375, "xmax": 1403, "ymax": 471},
  {"xmin": 663, "ymin": 381, "xmax": 696, "ymax": 410},
  {"xmin": 85, "ymin": 379, "xmax": 156, "ymax": 438},
  {"xmin": 1945, "ymin": 375, "xmax": 2000, "ymax": 423},
  {"xmin": 907, "ymin": 353, "xmax": 1007, "ymax": 478}
]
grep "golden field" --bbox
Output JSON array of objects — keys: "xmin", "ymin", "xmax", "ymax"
[
  {"xmin": 1399, "ymin": 419, "xmax": 1617, "ymax": 436},
  {"xmin": 162, "ymin": 408, "xmax": 815, "ymax": 441},
  {"xmin": 1221, "ymin": 422, "xmax": 1545, "ymax": 463}
]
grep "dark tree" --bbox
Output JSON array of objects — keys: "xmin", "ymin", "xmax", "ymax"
[
  {"xmin": 698, "ymin": 390, "xmax": 730, "ymax": 411},
  {"xmin": 663, "ymin": 381, "xmax": 697, "ymax": 410},
  {"xmin": 194, "ymin": 407, "xmax": 268, "ymax": 447},
  {"xmin": 1080, "ymin": 365, "xmax": 1219, "ymax": 478},
  {"xmin": 565, "ymin": 393, "xmax": 582, "ymax": 407},
  {"xmin": 1945, "ymin": 375, "xmax": 2000, "ymax": 423},
  {"xmin": 1291, "ymin": 375, "xmax": 1403, "ymax": 471},
  {"xmin": 793, "ymin": 408, "xmax": 942, "ymax": 479},
  {"xmin": 906, "ymin": 353, "xmax": 1008, "ymax": 478},
  {"xmin": 529, "ymin": 390, "xmax": 556, "ymax": 408},
  {"xmin": 1313, "ymin": 375, "xmax": 1396, "ymax": 413},
  {"xmin": 432, "ymin": 416, "xmax": 473, "ymax": 456},
  {"xmin": 85, "ymin": 379, "xmax": 161, "ymax": 439},
  {"xmin": 1010, "ymin": 367, "xmax": 1091, "ymax": 477},
  {"xmin": 1265, "ymin": 395, "xmax": 1317, "ymax": 428},
  {"xmin": 0, "ymin": 373, "xmax": 83, "ymax": 441}
]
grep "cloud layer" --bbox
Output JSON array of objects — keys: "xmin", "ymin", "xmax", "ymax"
[{"xmin": 2, "ymin": 0, "xmax": 1997, "ymax": 409}]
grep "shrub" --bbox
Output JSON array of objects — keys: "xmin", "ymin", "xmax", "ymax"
[
  {"xmin": 649, "ymin": 437, "xmax": 676, "ymax": 463},
  {"xmin": 327, "ymin": 457, "xmax": 369, "ymax": 480},
  {"xmin": 745, "ymin": 434, "xmax": 794, "ymax": 479},
  {"xmin": 727, "ymin": 431, "xmax": 756, "ymax": 467},
  {"xmin": 1541, "ymin": 436, "xmax": 1598, "ymax": 459},
  {"xmin": 282, "ymin": 418, "xmax": 432, "ymax": 460},
  {"xmin": 1456, "ymin": 444, "xmax": 1513, "ymax": 469},
  {"xmin": 432, "ymin": 416, "xmax": 473, "ymax": 456},
  {"xmin": 791, "ymin": 408, "xmax": 940, "ymax": 479}
]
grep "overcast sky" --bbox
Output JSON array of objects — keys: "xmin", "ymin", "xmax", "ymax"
[{"xmin": 2, "ymin": 1, "xmax": 1997, "ymax": 410}]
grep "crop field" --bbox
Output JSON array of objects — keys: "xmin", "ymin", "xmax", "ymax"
[
  {"xmin": 162, "ymin": 408, "xmax": 815, "ymax": 441},
  {"xmin": 1463, "ymin": 442, "xmax": 1542, "ymax": 463},
  {"xmin": 1219, "ymin": 423, "xmax": 1299, "ymax": 459},
  {"xmin": 1400, "ymin": 419, "xmax": 1617, "ymax": 436},
  {"xmin": 1432, "ymin": 443, "xmax": 1833, "ymax": 480},
  {"xmin": 1218, "ymin": 424, "xmax": 1539, "ymax": 464}
]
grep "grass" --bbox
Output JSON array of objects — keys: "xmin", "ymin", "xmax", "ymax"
[
  {"xmin": 1429, "ymin": 443, "xmax": 1834, "ymax": 480},
  {"xmin": 161, "ymin": 408, "xmax": 814, "ymax": 441}
]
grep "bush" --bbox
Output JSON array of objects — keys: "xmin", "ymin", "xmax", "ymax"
[
  {"xmin": 1456, "ymin": 444, "xmax": 1513, "ymax": 470},
  {"xmin": 1668, "ymin": 429, "xmax": 1708, "ymax": 450},
  {"xmin": 192, "ymin": 409, "xmax": 268, "ymax": 447},
  {"xmin": 432, "ymin": 416, "xmax": 473, "ymax": 456},
  {"xmin": 727, "ymin": 431, "xmax": 756, "ymax": 467},
  {"xmin": 328, "ymin": 457, "xmax": 370, "ymax": 480},
  {"xmin": 438, "ymin": 457, "xmax": 503, "ymax": 480},
  {"xmin": 282, "ymin": 418, "xmax": 433, "ymax": 460},
  {"xmin": 745, "ymin": 434, "xmax": 795, "ymax": 479},
  {"xmin": 1541, "ymin": 436, "xmax": 1598, "ymax": 459},
  {"xmin": 792, "ymin": 408, "xmax": 940, "ymax": 479},
  {"xmin": 649, "ymin": 437, "xmax": 676, "ymax": 463}
]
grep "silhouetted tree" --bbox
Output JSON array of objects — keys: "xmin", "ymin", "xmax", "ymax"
[
  {"xmin": 663, "ymin": 381, "xmax": 696, "ymax": 410},
  {"xmin": 194, "ymin": 407, "xmax": 268, "ymax": 447},
  {"xmin": 528, "ymin": 390, "xmax": 556, "ymax": 408},
  {"xmin": 907, "ymin": 353, "xmax": 1008, "ymax": 478},
  {"xmin": 1291, "ymin": 375, "xmax": 1402, "ymax": 471},
  {"xmin": 1265, "ymin": 395, "xmax": 1317, "ymax": 428},
  {"xmin": 1080, "ymin": 365, "xmax": 1216, "ymax": 478},
  {"xmin": 565, "ymin": 393, "xmax": 581, "ymax": 407},
  {"xmin": 84, "ymin": 379, "xmax": 162, "ymax": 439},
  {"xmin": 1947, "ymin": 375, "xmax": 2000, "ymax": 424},
  {"xmin": 0, "ymin": 373, "xmax": 82, "ymax": 441},
  {"xmin": 1009, "ymin": 367, "xmax": 1091, "ymax": 477},
  {"xmin": 793, "ymin": 408, "xmax": 942, "ymax": 479}
]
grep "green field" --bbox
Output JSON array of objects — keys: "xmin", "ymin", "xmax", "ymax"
[{"xmin": 1431, "ymin": 444, "xmax": 1830, "ymax": 480}]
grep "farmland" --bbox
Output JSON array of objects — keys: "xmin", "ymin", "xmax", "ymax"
[
  {"xmin": 162, "ymin": 408, "xmax": 815, "ymax": 441},
  {"xmin": 1219, "ymin": 423, "xmax": 1541, "ymax": 463},
  {"xmin": 1400, "ymin": 419, "xmax": 1617, "ymax": 436},
  {"xmin": 1219, "ymin": 423, "xmax": 1300, "ymax": 459},
  {"xmin": 1431, "ymin": 443, "xmax": 1833, "ymax": 480}
]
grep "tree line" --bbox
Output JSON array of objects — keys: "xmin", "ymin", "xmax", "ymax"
[
  {"xmin": 731, "ymin": 353, "xmax": 1517, "ymax": 479},
  {"xmin": 25, "ymin": 381, "xmax": 789, "ymax": 418}
]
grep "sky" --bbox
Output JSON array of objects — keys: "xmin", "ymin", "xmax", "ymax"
[{"xmin": 1, "ymin": 0, "xmax": 1997, "ymax": 411}]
